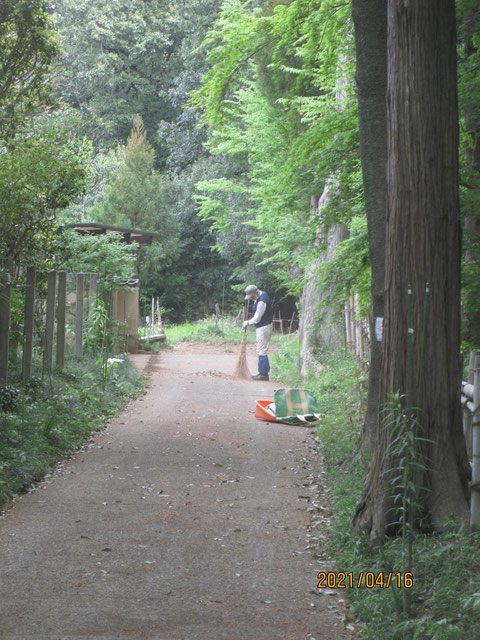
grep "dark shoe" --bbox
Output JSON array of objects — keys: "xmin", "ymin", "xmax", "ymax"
[{"xmin": 251, "ymin": 373, "xmax": 269, "ymax": 381}]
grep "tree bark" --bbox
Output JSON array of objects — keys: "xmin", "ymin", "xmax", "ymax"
[
  {"xmin": 351, "ymin": 0, "xmax": 387, "ymax": 448},
  {"xmin": 354, "ymin": 0, "xmax": 470, "ymax": 537}
]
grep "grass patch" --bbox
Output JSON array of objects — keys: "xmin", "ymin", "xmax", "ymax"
[
  {"xmin": 0, "ymin": 355, "xmax": 144, "ymax": 509},
  {"xmin": 160, "ymin": 315, "xmax": 282, "ymax": 346},
  {"xmin": 270, "ymin": 334, "xmax": 303, "ymax": 386},
  {"xmin": 272, "ymin": 336, "xmax": 480, "ymax": 639}
]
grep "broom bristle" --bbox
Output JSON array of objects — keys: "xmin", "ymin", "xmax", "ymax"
[{"xmin": 235, "ymin": 331, "xmax": 250, "ymax": 379}]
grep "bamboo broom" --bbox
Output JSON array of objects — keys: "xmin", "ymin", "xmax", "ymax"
[{"xmin": 235, "ymin": 300, "xmax": 251, "ymax": 379}]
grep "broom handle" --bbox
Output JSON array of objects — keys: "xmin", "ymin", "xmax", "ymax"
[{"xmin": 243, "ymin": 299, "xmax": 249, "ymax": 334}]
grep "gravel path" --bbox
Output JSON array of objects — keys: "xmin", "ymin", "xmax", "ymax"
[{"xmin": 0, "ymin": 343, "xmax": 356, "ymax": 640}]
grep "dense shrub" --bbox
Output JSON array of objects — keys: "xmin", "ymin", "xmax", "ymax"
[{"xmin": 0, "ymin": 356, "xmax": 143, "ymax": 508}]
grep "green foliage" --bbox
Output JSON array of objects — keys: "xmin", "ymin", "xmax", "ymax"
[
  {"xmin": 57, "ymin": 230, "xmax": 137, "ymax": 298},
  {"xmin": 151, "ymin": 0, "xmax": 253, "ymax": 321},
  {"xmin": 0, "ymin": 2, "xmax": 92, "ymax": 268},
  {"xmin": 193, "ymin": 0, "xmax": 361, "ymax": 296},
  {"xmin": 0, "ymin": 358, "xmax": 144, "ymax": 508},
  {"xmin": 0, "ymin": 0, "xmax": 58, "ymax": 138},
  {"xmin": 0, "ymin": 109, "xmax": 92, "ymax": 263},
  {"xmin": 51, "ymin": 0, "xmax": 247, "ymax": 323},
  {"xmin": 84, "ymin": 298, "xmax": 110, "ymax": 354},
  {"xmin": 163, "ymin": 315, "xmax": 258, "ymax": 345},
  {"xmin": 95, "ymin": 117, "xmax": 180, "ymax": 284},
  {"xmin": 57, "ymin": 147, "xmax": 124, "ymax": 224},
  {"xmin": 51, "ymin": 0, "xmax": 222, "ymax": 163},
  {"xmin": 100, "ymin": 117, "xmax": 164, "ymax": 228},
  {"xmin": 306, "ymin": 346, "xmax": 365, "ymax": 467},
  {"xmin": 383, "ymin": 394, "xmax": 435, "ymax": 616},
  {"xmin": 462, "ymin": 239, "xmax": 480, "ymax": 348},
  {"xmin": 197, "ymin": 82, "xmax": 319, "ymax": 293},
  {"xmin": 52, "ymin": 0, "xmax": 174, "ymax": 154},
  {"xmin": 143, "ymin": 158, "xmax": 243, "ymax": 322},
  {"xmin": 192, "ymin": 0, "xmax": 269, "ymax": 127},
  {"xmin": 458, "ymin": 2, "xmax": 480, "ymax": 349},
  {"xmin": 334, "ymin": 521, "xmax": 480, "ymax": 640},
  {"xmin": 270, "ymin": 334, "xmax": 302, "ymax": 386},
  {"xmin": 458, "ymin": 1, "xmax": 480, "ymax": 139}
]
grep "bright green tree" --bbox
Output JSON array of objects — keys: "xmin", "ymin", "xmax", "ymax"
[{"xmin": 193, "ymin": 0, "xmax": 361, "ymax": 297}]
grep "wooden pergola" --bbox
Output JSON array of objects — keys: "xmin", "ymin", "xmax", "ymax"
[
  {"xmin": 63, "ymin": 222, "xmax": 160, "ymax": 245},
  {"xmin": 63, "ymin": 222, "xmax": 160, "ymax": 353}
]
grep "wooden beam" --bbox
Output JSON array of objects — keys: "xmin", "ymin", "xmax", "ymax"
[
  {"xmin": 0, "ymin": 258, "xmax": 12, "ymax": 384},
  {"xmin": 43, "ymin": 271, "xmax": 56, "ymax": 374},
  {"xmin": 75, "ymin": 274, "xmax": 84, "ymax": 357},
  {"xmin": 56, "ymin": 271, "xmax": 67, "ymax": 369},
  {"xmin": 23, "ymin": 266, "xmax": 36, "ymax": 380}
]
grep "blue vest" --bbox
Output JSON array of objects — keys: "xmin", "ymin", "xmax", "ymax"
[{"xmin": 252, "ymin": 291, "xmax": 273, "ymax": 328}]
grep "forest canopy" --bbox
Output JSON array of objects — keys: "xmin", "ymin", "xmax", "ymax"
[{"xmin": 1, "ymin": 0, "xmax": 479, "ymax": 336}]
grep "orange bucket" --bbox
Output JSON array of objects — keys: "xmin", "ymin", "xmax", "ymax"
[{"xmin": 255, "ymin": 399, "xmax": 278, "ymax": 422}]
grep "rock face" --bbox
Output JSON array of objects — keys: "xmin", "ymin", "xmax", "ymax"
[{"xmin": 299, "ymin": 185, "xmax": 348, "ymax": 378}]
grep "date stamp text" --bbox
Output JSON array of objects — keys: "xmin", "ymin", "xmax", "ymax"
[{"xmin": 317, "ymin": 571, "xmax": 414, "ymax": 589}]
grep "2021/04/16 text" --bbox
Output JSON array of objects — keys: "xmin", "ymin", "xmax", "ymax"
[{"xmin": 317, "ymin": 572, "xmax": 414, "ymax": 589}]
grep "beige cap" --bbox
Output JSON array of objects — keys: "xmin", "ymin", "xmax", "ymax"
[{"xmin": 244, "ymin": 284, "xmax": 258, "ymax": 300}]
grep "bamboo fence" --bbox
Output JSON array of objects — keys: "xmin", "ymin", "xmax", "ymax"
[{"xmin": 343, "ymin": 294, "xmax": 371, "ymax": 364}]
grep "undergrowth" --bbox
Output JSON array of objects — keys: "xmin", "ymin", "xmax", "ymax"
[
  {"xmin": 271, "ymin": 336, "xmax": 480, "ymax": 639},
  {"xmin": 0, "ymin": 356, "xmax": 144, "ymax": 509}
]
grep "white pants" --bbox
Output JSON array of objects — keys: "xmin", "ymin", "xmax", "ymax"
[{"xmin": 255, "ymin": 323, "xmax": 273, "ymax": 356}]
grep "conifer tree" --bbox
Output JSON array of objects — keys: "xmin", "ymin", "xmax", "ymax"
[
  {"xmin": 101, "ymin": 116, "xmax": 167, "ymax": 231},
  {"xmin": 98, "ymin": 116, "xmax": 179, "ymax": 280}
]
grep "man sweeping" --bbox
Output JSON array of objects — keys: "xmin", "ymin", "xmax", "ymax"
[{"xmin": 243, "ymin": 285, "xmax": 274, "ymax": 381}]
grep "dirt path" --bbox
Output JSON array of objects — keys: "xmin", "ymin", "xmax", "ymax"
[{"xmin": 0, "ymin": 343, "xmax": 356, "ymax": 640}]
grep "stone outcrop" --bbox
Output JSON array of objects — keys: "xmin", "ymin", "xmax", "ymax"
[{"xmin": 299, "ymin": 185, "xmax": 348, "ymax": 378}]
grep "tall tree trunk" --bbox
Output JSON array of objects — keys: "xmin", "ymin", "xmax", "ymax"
[
  {"xmin": 354, "ymin": 0, "xmax": 470, "ymax": 537},
  {"xmin": 351, "ymin": 0, "xmax": 387, "ymax": 448}
]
